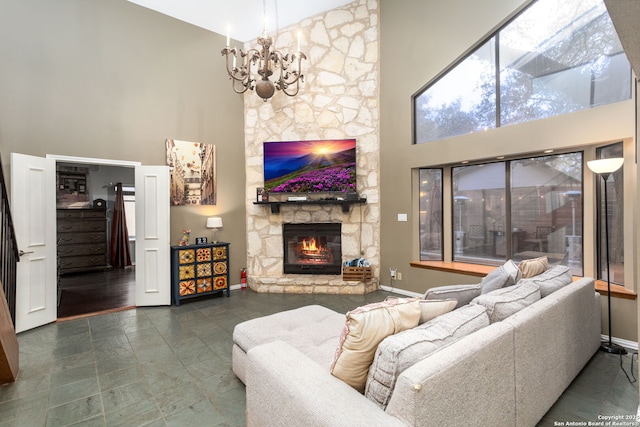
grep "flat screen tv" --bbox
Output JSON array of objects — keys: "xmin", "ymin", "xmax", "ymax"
[{"xmin": 263, "ymin": 139, "xmax": 356, "ymax": 193}]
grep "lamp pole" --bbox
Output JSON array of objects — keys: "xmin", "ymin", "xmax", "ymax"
[
  {"xmin": 587, "ymin": 158, "xmax": 625, "ymax": 354},
  {"xmin": 599, "ymin": 172, "xmax": 625, "ymax": 354}
]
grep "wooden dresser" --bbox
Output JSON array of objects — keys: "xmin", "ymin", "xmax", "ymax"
[{"xmin": 57, "ymin": 208, "xmax": 110, "ymax": 274}]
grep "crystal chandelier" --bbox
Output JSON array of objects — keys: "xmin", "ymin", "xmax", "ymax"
[{"xmin": 221, "ymin": 0, "xmax": 306, "ymax": 102}]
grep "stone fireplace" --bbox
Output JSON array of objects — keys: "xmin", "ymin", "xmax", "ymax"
[
  {"xmin": 243, "ymin": 0, "xmax": 380, "ymax": 294},
  {"xmin": 283, "ymin": 223, "xmax": 342, "ymax": 275}
]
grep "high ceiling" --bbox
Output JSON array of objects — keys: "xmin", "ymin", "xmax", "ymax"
[{"xmin": 127, "ymin": 0, "xmax": 354, "ymax": 42}]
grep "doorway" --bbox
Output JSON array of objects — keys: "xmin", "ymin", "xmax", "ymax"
[{"xmin": 55, "ymin": 161, "xmax": 136, "ymax": 319}]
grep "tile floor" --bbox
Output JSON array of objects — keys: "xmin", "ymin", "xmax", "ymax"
[{"xmin": 0, "ymin": 289, "xmax": 638, "ymax": 426}]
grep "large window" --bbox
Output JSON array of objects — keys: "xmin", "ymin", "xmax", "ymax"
[
  {"xmin": 595, "ymin": 143, "xmax": 624, "ymax": 285},
  {"xmin": 420, "ymin": 152, "xmax": 584, "ymax": 275},
  {"xmin": 414, "ymin": 0, "xmax": 631, "ymax": 143}
]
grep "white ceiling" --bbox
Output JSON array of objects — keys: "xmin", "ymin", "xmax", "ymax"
[{"xmin": 127, "ymin": 0, "xmax": 354, "ymax": 42}]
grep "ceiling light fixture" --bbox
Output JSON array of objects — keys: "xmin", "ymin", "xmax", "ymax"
[{"xmin": 221, "ymin": 0, "xmax": 306, "ymax": 101}]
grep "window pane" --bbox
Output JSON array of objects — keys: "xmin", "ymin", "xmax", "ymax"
[
  {"xmin": 452, "ymin": 163, "xmax": 505, "ymax": 264},
  {"xmin": 415, "ymin": 38, "xmax": 496, "ymax": 143},
  {"xmin": 419, "ymin": 169, "xmax": 443, "ymax": 260},
  {"xmin": 500, "ymin": 0, "xmax": 630, "ymax": 126},
  {"xmin": 510, "ymin": 153, "xmax": 583, "ymax": 275},
  {"xmin": 595, "ymin": 143, "xmax": 624, "ymax": 284}
]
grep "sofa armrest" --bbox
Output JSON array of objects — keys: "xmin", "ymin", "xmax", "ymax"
[{"xmin": 246, "ymin": 341, "xmax": 406, "ymax": 427}]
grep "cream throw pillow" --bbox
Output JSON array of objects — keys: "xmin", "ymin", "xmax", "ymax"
[
  {"xmin": 330, "ymin": 297, "xmax": 421, "ymax": 393},
  {"xmin": 418, "ymin": 299, "xmax": 457, "ymax": 324},
  {"xmin": 518, "ymin": 255, "xmax": 548, "ymax": 278}
]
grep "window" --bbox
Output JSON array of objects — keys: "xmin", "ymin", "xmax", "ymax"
[
  {"xmin": 414, "ymin": 0, "xmax": 631, "ymax": 143},
  {"xmin": 418, "ymin": 169, "xmax": 443, "ymax": 260},
  {"xmin": 442, "ymin": 152, "xmax": 583, "ymax": 274},
  {"xmin": 595, "ymin": 143, "xmax": 624, "ymax": 285}
]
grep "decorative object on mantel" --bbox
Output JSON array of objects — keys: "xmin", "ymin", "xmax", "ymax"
[
  {"xmin": 178, "ymin": 230, "xmax": 191, "ymax": 247},
  {"xmin": 221, "ymin": 0, "xmax": 306, "ymax": 101},
  {"xmin": 587, "ymin": 157, "xmax": 625, "ymax": 355},
  {"xmin": 256, "ymin": 187, "xmax": 268, "ymax": 202},
  {"xmin": 166, "ymin": 139, "xmax": 216, "ymax": 206},
  {"xmin": 206, "ymin": 217, "xmax": 223, "ymax": 243}
]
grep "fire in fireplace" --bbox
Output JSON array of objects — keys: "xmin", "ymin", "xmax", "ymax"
[{"xmin": 283, "ymin": 223, "xmax": 342, "ymax": 274}]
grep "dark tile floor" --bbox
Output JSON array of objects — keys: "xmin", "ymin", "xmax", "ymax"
[{"xmin": 0, "ymin": 289, "xmax": 637, "ymax": 426}]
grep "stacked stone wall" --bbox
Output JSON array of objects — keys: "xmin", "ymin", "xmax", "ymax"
[{"xmin": 244, "ymin": 0, "xmax": 380, "ymax": 294}]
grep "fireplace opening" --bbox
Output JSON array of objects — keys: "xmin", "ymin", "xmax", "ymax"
[{"xmin": 283, "ymin": 223, "xmax": 342, "ymax": 275}]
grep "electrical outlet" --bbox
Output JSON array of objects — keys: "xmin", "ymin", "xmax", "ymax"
[
  {"xmin": 390, "ymin": 268, "xmax": 397, "ymax": 279},
  {"xmin": 397, "ymin": 272, "xmax": 402, "ymax": 280}
]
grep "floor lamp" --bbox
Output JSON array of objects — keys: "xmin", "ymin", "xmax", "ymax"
[{"xmin": 587, "ymin": 157, "xmax": 626, "ymax": 355}]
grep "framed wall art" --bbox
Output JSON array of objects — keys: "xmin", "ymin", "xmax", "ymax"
[{"xmin": 166, "ymin": 139, "xmax": 216, "ymax": 206}]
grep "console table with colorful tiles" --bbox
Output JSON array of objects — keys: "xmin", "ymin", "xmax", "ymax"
[{"xmin": 170, "ymin": 242, "xmax": 230, "ymax": 306}]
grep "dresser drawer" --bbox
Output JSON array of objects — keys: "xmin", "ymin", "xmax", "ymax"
[
  {"xmin": 57, "ymin": 232, "xmax": 106, "ymax": 245},
  {"xmin": 57, "ymin": 209, "xmax": 106, "ymax": 219},
  {"xmin": 58, "ymin": 255, "xmax": 108, "ymax": 270},
  {"xmin": 57, "ymin": 220, "xmax": 106, "ymax": 233},
  {"xmin": 57, "ymin": 243, "xmax": 107, "ymax": 257}
]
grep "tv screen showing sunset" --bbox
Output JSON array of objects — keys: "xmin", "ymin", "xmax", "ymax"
[{"xmin": 263, "ymin": 139, "xmax": 356, "ymax": 193}]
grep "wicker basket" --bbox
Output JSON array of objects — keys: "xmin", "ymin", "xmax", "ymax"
[{"xmin": 342, "ymin": 266, "xmax": 372, "ymax": 282}]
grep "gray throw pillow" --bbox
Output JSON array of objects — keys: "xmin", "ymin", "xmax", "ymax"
[
  {"xmin": 519, "ymin": 265, "xmax": 572, "ymax": 297},
  {"xmin": 480, "ymin": 259, "xmax": 522, "ymax": 294},
  {"xmin": 365, "ymin": 304, "xmax": 489, "ymax": 409},
  {"xmin": 471, "ymin": 281, "xmax": 540, "ymax": 323},
  {"xmin": 424, "ymin": 283, "xmax": 482, "ymax": 308}
]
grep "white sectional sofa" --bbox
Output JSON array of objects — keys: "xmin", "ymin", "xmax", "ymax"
[{"xmin": 232, "ymin": 267, "xmax": 601, "ymax": 427}]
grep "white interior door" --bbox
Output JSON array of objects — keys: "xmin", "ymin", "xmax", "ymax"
[
  {"xmin": 135, "ymin": 165, "xmax": 170, "ymax": 306},
  {"xmin": 11, "ymin": 153, "xmax": 56, "ymax": 333}
]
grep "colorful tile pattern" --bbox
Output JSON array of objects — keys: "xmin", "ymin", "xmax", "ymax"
[
  {"xmin": 197, "ymin": 263, "xmax": 212, "ymax": 277},
  {"xmin": 179, "ymin": 280, "xmax": 195, "ymax": 296},
  {"xmin": 197, "ymin": 278, "xmax": 213, "ymax": 293},
  {"xmin": 214, "ymin": 247, "xmax": 227, "ymax": 260},
  {"xmin": 214, "ymin": 262, "xmax": 227, "ymax": 275},
  {"xmin": 179, "ymin": 265, "xmax": 195, "ymax": 280},
  {"xmin": 179, "ymin": 249, "xmax": 195, "ymax": 264},
  {"xmin": 196, "ymin": 248, "xmax": 212, "ymax": 262},
  {"xmin": 214, "ymin": 276, "xmax": 228, "ymax": 290}
]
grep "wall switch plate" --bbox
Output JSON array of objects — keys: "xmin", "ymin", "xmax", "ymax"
[{"xmin": 397, "ymin": 213, "xmax": 408, "ymax": 222}]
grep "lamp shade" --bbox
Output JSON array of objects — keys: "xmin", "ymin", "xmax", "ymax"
[
  {"xmin": 206, "ymin": 217, "xmax": 223, "ymax": 229},
  {"xmin": 587, "ymin": 158, "xmax": 623, "ymax": 174}
]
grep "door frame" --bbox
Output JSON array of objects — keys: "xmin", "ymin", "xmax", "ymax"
[{"xmin": 49, "ymin": 155, "xmax": 142, "ymax": 318}]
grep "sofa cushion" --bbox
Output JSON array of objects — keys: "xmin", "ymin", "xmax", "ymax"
[
  {"xmin": 365, "ymin": 304, "xmax": 490, "ymax": 409},
  {"xmin": 519, "ymin": 265, "xmax": 572, "ymax": 297},
  {"xmin": 232, "ymin": 305, "xmax": 346, "ymax": 384},
  {"xmin": 424, "ymin": 283, "xmax": 482, "ymax": 308},
  {"xmin": 418, "ymin": 299, "xmax": 457, "ymax": 324},
  {"xmin": 329, "ymin": 297, "xmax": 422, "ymax": 393},
  {"xmin": 518, "ymin": 255, "xmax": 548, "ymax": 278},
  {"xmin": 480, "ymin": 259, "xmax": 522, "ymax": 294},
  {"xmin": 471, "ymin": 282, "xmax": 541, "ymax": 323}
]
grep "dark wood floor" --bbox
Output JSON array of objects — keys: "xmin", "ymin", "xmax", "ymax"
[{"xmin": 57, "ymin": 267, "xmax": 135, "ymax": 319}]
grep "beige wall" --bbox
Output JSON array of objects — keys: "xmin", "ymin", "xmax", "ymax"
[
  {"xmin": 0, "ymin": 0, "xmax": 247, "ymax": 283},
  {"xmin": 379, "ymin": 0, "xmax": 638, "ymax": 342}
]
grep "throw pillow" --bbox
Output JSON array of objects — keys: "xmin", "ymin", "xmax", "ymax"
[
  {"xmin": 518, "ymin": 255, "xmax": 548, "ymax": 278},
  {"xmin": 365, "ymin": 304, "xmax": 489, "ymax": 409},
  {"xmin": 480, "ymin": 259, "xmax": 522, "ymax": 294},
  {"xmin": 329, "ymin": 297, "xmax": 422, "ymax": 393},
  {"xmin": 471, "ymin": 281, "xmax": 540, "ymax": 323},
  {"xmin": 424, "ymin": 283, "xmax": 482, "ymax": 308},
  {"xmin": 418, "ymin": 299, "xmax": 457, "ymax": 324},
  {"xmin": 520, "ymin": 265, "xmax": 572, "ymax": 297}
]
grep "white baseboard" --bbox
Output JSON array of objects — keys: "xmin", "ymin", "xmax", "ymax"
[
  {"xmin": 380, "ymin": 286, "xmax": 640, "ymax": 351},
  {"xmin": 379, "ymin": 285, "xmax": 422, "ymax": 298},
  {"xmin": 601, "ymin": 335, "xmax": 639, "ymax": 352}
]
